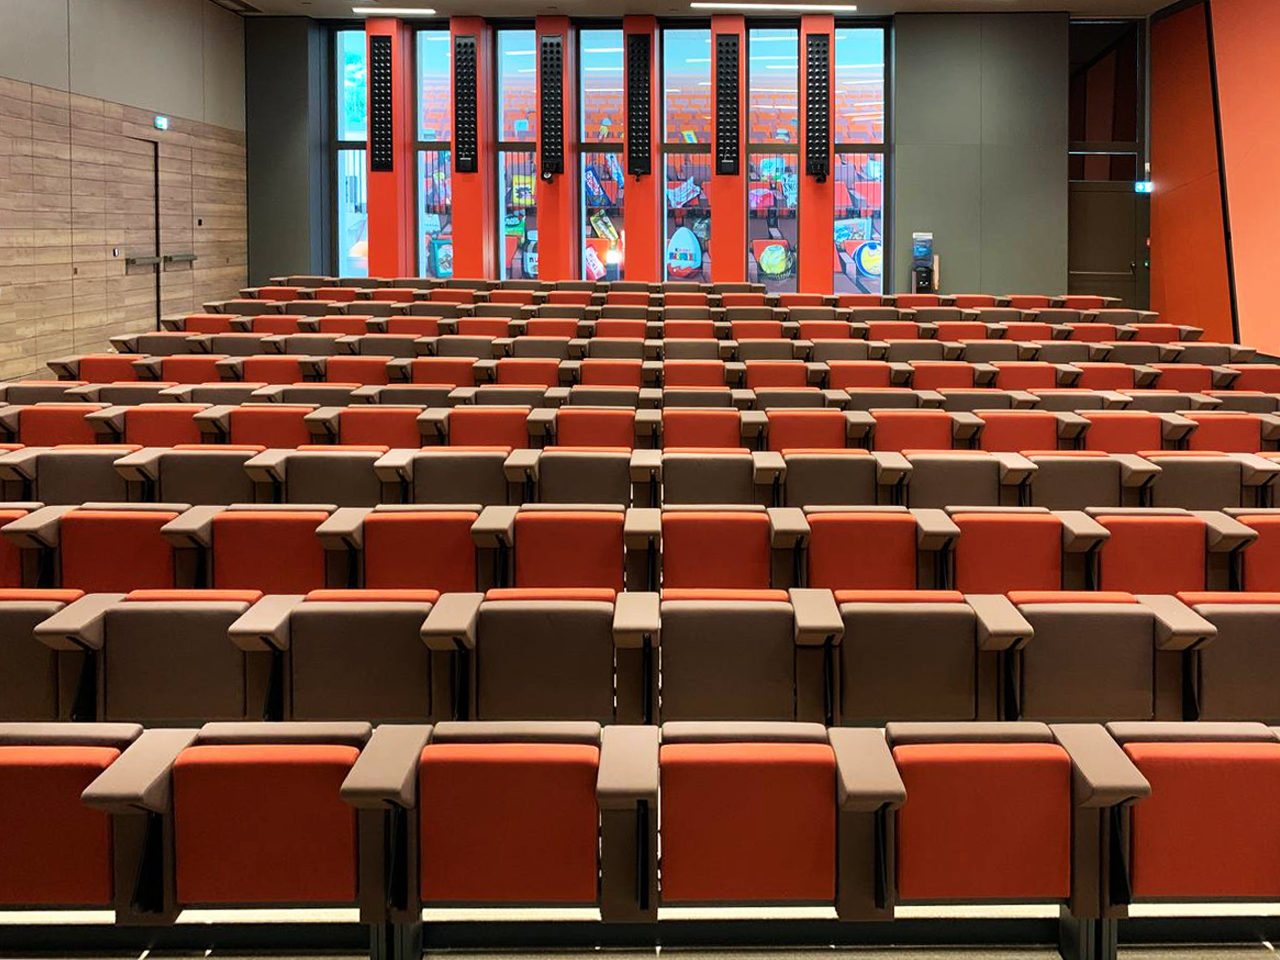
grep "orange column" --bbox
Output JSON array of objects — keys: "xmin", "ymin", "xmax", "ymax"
[
  {"xmin": 535, "ymin": 16, "xmax": 579, "ymax": 282},
  {"xmin": 365, "ymin": 18, "xmax": 416, "ymax": 278},
  {"xmin": 798, "ymin": 15, "xmax": 834, "ymax": 295},
  {"xmin": 709, "ymin": 15, "xmax": 746, "ymax": 284},
  {"xmin": 450, "ymin": 17, "xmax": 496, "ymax": 280},
  {"xmin": 623, "ymin": 16, "xmax": 661, "ymax": 283}
]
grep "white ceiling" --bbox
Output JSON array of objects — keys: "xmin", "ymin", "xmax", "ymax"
[{"xmin": 238, "ymin": 0, "xmax": 1168, "ymax": 19}]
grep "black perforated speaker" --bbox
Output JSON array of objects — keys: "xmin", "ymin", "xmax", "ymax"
[
  {"xmin": 714, "ymin": 33, "xmax": 739, "ymax": 176},
  {"xmin": 805, "ymin": 33, "xmax": 830, "ymax": 181},
  {"xmin": 539, "ymin": 35, "xmax": 565, "ymax": 179},
  {"xmin": 454, "ymin": 35, "xmax": 478, "ymax": 174},
  {"xmin": 369, "ymin": 34, "xmax": 394, "ymax": 172},
  {"xmin": 626, "ymin": 33, "xmax": 652, "ymax": 177}
]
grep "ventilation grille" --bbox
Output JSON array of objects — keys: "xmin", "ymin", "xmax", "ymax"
[
  {"xmin": 805, "ymin": 33, "xmax": 830, "ymax": 180},
  {"xmin": 626, "ymin": 33, "xmax": 652, "ymax": 177},
  {"xmin": 714, "ymin": 33, "xmax": 739, "ymax": 176},
  {"xmin": 454, "ymin": 35, "xmax": 478, "ymax": 174},
  {"xmin": 369, "ymin": 34, "xmax": 395, "ymax": 173},
  {"xmin": 539, "ymin": 35, "xmax": 565, "ymax": 178}
]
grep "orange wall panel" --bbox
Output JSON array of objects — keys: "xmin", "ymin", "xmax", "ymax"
[
  {"xmin": 623, "ymin": 16, "xmax": 661, "ymax": 282},
  {"xmin": 365, "ymin": 19, "xmax": 417, "ymax": 278},
  {"xmin": 1149, "ymin": 4, "xmax": 1234, "ymax": 344},
  {"xmin": 1210, "ymin": 0, "xmax": 1280, "ymax": 353}
]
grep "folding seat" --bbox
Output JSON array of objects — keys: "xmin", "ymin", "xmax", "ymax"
[
  {"xmin": 975, "ymin": 409, "xmax": 1085, "ymax": 452},
  {"xmin": 907, "ymin": 360, "xmax": 990, "ymax": 390},
  {"xmin": 472, "ymin": 504, "xmax": 632, "ymax": 591},
  {"xmin": 952, "ymin": 295, "xmax": 1000, "ymax": 308},
  {"xmin": 302, "ymin": 404, "xmax": 424, "ymax": 448},
  {"xmin": 775, "ymin": 446, "xmax": 910, "ymax": 506},
  {"xmin": 1175, "ymin": 341, "xmax": 1256, "ymax": 365},
  {"xmin": 242, "ymin": 285, "xmax": 300, "ymax": 302},
  {"xmin": 374, "ymin": 447, "xmax": 520, "ymax": 506},
  {"xmin": 401, "ymin": 356, "xmax": 481, "ymax": 388},
  {"xmin": 80, "ymin": 402, "xmax": 203, "ymax": 447},
  {"xmin": 0, "ymin": 722, "xmax": 145, "ymax": 909},
  {"xmin": 302, "ymin": 314, "xmax": 371, "ymax": 336},
  {"xmin": 936, "ymin": 388, "xmax": 1039, "ymax": 412},
  {"xmin": 218, "ymin": 354, "xmax": 310, "ymax": 384},
  {"xmin": 167, "ymin": 313, "xmax": 237, "ymax": 334},
  {"xmin": 803, "ymin": 506, "xmax": 956, "ymax": 589},
  {"xmin": 906, "ymin": 307, "xmax": 971, "ymax": 324},
  {"xmin": 502, "ymin": 338, "xmax": 573, "ymax": 363},
  {"xmin": 162, "ymin": 504, "xmax": 345, "ymax": 592},
  {"xmin": 990, "ymin": 360, "xmax": 1079, "ymax": 390},
  {"xmin": 1183, "ymin": 410, "xmax": 1280, "ymax": 452},
  {"xmin": 244, "ymin": 447, "xmax": 391, "ymax": 507},
  {"xmin": 234, "ymin": 314, "xmax": 310, "ymax": 336},
  {"xmin": 0, "ymin": 445, "xmax": 140, "ymax": 504},
  {"xmin": 761, "ymin": 407, "xmax": 866, "ymax": 451},
  {"xmin": 478, "ymin": 357, "xmax": 563, "ymax": 388},
  {"xmin": 368, "ymin": 288, "xmax": 418, "ymax": 304},
  {"xmin": 340, "ymin": 721, "xmax": 655, "ymax": 922},
  {"xmin": 528, "ymin": 405, "xmax": 641, "ymax": 449},
  {"xmin": 663, "ymin": 318, "xmax": 718, "ymax": 340},
  {"xmin": 1072, "ymin": 361, "xmax": 1158, "ymax": 391},
  {"xmin": 1166, "ymin": 593, "xmax": 1280, "ymax": 720},
  {"xmin": 0, "ymin": 587, "xmax": 87, "ymax": 719},
  {"xmin": 633, "ymin": 506, "xmax": 805, "ymax": 591},
  {"xmin": 865, "ymin": 408, "xmax": 981, "ymax": 452},
  {"xmin": 302, "ymin": 355, "xmax": 391, "ymax": 386},
  {"xmin": 160, "ymin": 382, "xmax": 269, "ymax": 405},
  {"xmin": 1117, "ymin": 389, "xmax": 1220, "ymax": 412},
  {"xmin": 114, "ymin": 446, "xmax": 261, "ymax": 505},
  {"xmin": 1152, "ymin": 363, "xmax": 1236, "ymax": 392},
  {"xmin": 722, "ymin": 292, "xmax": 769, "ymax": 307},
  {"xmin": 947, "ymin": 506, "xmax": 1109, "ymax": 593},
  {"xmin": 1005, "ymin": 294, "xmax": 1055, "ymax": 309},
  {"xmin": 249, "ymin": 382, "xmax": 365, "ymax": 406},
  {"xmin": 422, "ymin": 591, "xmax": 651, "ymax": 721},
  {"xmin": 598, "ymin": 304, "xmax": 652, "ymax": 322},
  {"xmin": 661, "ymin": 339, "xmax": 725, "ymax": 364},
  {"xmin": 1061, "ymin": 322, "xmax": 1130, "ymax": 343},
  {"xmin": 837, "ymin": 292, "xmax": 886, "ymax": 307},
  {"xmin": 518, "ymin": 318, "xmax": 580, "ymax": 340},
  {"xmin": 0, "ymin": 402, "xmax": 97, "ymax": 446},
  {"xmin": 797, "ymin": 318, "xmax": 857, "ymax": 342},
  {"xmin": 884, "ymin": 721, "xmax": 1146, "ymax": 924},
  {"xmin": 1105, "ymin": 721, "xmax": 1280, "ymax": 905},
  {"xmin": 0, "ymin": 381, "xmax": 86, "ymax": 405},
  {"xmin": 1024, "ymin": 451, "xmax": 1157, "ymax": 509},
  {"xmin": 868, "ymin": 319, "xmax": 930, "ymax": 341},
  {"xmin": 657, "ymin": 406, "xmax": 758, "ymax": 450},
  {"xmin": 1225, "ymin": 363, "xmax": 1280, "ymax": 392},
  {"xmin": 1097, "ymin": 340, "xmax": 1177, "ymax": 365},
  {"xmin": 109, "ymin": 331, "xmax": 200, "ymax": 356},
  {"xmin": 1142, "ymin": 451, "xmax": 1279, "ymax": 509},
  {"xmin": 903, "ymin": 450, "xmax": 1035, "ymax": 508},
  {"xmin": 1059, "ymin": 296, "xmax": 1122, "ymax": 309},
  {"xmin": 1079, "ymin": 410, "xmax": 1191, "ymax": 453},
  {"xmin": 338, "ymin": 332, "xmax": 419, "ymax": 359},
  {"xmin": 547, "ymin": 289, "xmax": 595, "ymax": 306},
  {"xmin": 420, "ymin": 405, "xmax": 532, "ymax": 449},
  {"xmin": 207, "ymin": 298, "xmax": 284, "ymax": 315},
  {"xmin": 606, "ymin": 291, "xmax": 652, "ymax": 306},
  {"xmin": 1205, "ymin": 390, "xmax": 1280, "ymax": 413},
  {"xmin": 592, "ymin": 318, "xmax": 651, "ymax": 340},
  {"xmin": 883, "ymin": 339, "xmax": 961, "ymax": 362},
  {"xmin": 196, "ymin": 403, "xmax": 314, "ymax": 447},
  {"xmin": 1000, "ymin": 319, "xmax": 1060, "ymax": 341},
  {"xmin": 952, "ymin": 339, "xmax": 1029, "ymax": 363},
  {"xmin": 933, "ymin": 320, "xmax": 994, "ymax": 341},
  {"xmin": 263, "ymin": 332, "xmax": 344, "ymax": 356},
  {"xmin": 662, "ymin": 359, "xmax": 733, "ymax": 390},
  {"xmin": 192, "ymin": 331, "xmax": 275, "ymax": 356},
  {"xmin": 893, "ymin": 294, "xmax": 947, "ymax": 308},
  {"xmin": 47, "ymin": 353, "xmax": 141, "ymax": 383},
  {"xmin": 742, "ymin": 359, "xmax": 815, "ymax": 390},
  {"xmin": 1086, "ymin": 507, "xmax": 1256, "ymax": 592},
  {"xmin": 134, "ymin": 353, "xmax": 227, "ymax": 383},
  {"xmin": 828, "ymin": 359, "xmax": 906, "ymax": 389}
]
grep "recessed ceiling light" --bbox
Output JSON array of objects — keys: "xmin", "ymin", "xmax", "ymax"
[
  {"xmin": 352, "ymin": 6, "xmax": 438, "ymax": 14},
  {"xmin": 690, "ymin": 1, "xmax": 858, "ymax": 9}
]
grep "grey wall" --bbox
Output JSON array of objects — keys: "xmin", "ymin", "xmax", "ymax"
[
  {"xmin": 0, "ymin": 0, "xmax": 244, "ymax": 129},
  {"xmin": 892, "ymin": 13, "xmax": 1069, "ymax": 295},
  {"xmin": 245, "ymin": 17, "xmax": 328, "ymax": 284}
]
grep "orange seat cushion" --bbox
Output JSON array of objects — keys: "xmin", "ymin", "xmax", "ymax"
[
  {"xmin": 1125, "ymin": 740, "xmax": 1280, "ymax": 899},
  {"xmin": 184, "ymin": 314, "xmax": 235, "ymax": 334},
  {"xmin": 595, "ymin": 320, "xmax": 646, "ymax": 339},
  {"xmin": 664, "ymin": 321, "xmax": 716, "ymax": 339},
  {"xmin": 1082, "ymin": 413, "xmax": 1163, "ymax": 454},
  {"xmin": 1074, "ymin": 363, "xmax": 1134, "ymax": 391},
  {"xmin": 745, "ymin": 362, "xmax": 809, "ymax": 389},
  {"xmin": 1154, "ymin": 364, "xmax": 1213, "ymax": 392},
  {"xmin": 249, "ymin": 315, "xmax": 303, "ymax": 335},
  {"xmin": 316, "ymin": 316, "xmax": 371, "ymax": 335},
  {"xmin": 420, "ymin": 742, "xmax": 600, "ymax": 903},
  {"xmin": 993, "ymin": 362, "xmax": 1057, "ymax": 390},
  {"xmin": 663, "ymin": 408, "xmax": 740, "ymax": 449},
  {"xmin": 326, "ymin": 356, "xmax": 390, "ymax": 386},
  {"xmin": 124, "ymin": 406, "xmax": 202, "ymax": 446},
  {"xmin": 1187, "ymin": 414, "xmax": 1262, "ymax": 453},
  {"xmin": 894, "ymin": 742, "xmax": 1072, "ymax": 901},
  {"xmin": 977, "ymin": 412, "xmax": 1060, "ymax": 453},
  {"xmin": 807, "ymin": 512, "xmax": 917, "ymax": 590},
  {"xmin": 660, "ymin": 741, "xmax": 835, "ymax": 902},
  {"xmin": 174, "ymin": 743, "xmax": 359, "ymax": 904},
  {"xmin": 525, "ymin": 319, "xmax": 580, "ymax": 338},
  {"xmin": 60, "ymin": 510, "xmax": 178, "ymax": 591},
  {"xmin": 910, "ymin": 362, "xmax": 973, "ymax": 390},
  {"xmin": 412, "ymin": 357, "xmax": 478, "ymax": 386},
  {"xmin": 767, "ymin": 410, "xmax": 846, "ymax": 451},
  {"xmin": 873, "ymin": 411, "xmax": 953, "ymax": 452},
  {"xmin": 827, "ymin": 361, "xmax": 892, "ymax": 389},
  {"xmin": 457, "ymin": 318, "xmax": 508, "ymax": 338},
  {"xmin": 387, "ymin": 317, "xmax": 441, "ymax": 337},
  {"xmin": 664, "ymin": 360, "xmax": 725, "ymax": 388},
  {"xmin": 449, "ymin": 407, "xmax": 530, "ymax": 448},
  {"xmin": 363, "ymin": 511, "xmax": 479, "ymax": 591},
  {"xmin": 0, "ymin": 508, "xmax": 29, "ymax": 587},
  {"xmin": 338, "ymin": 407, "xmax": 421, "ymax": 448},
  {"xmin": 432, "ymin": 289, "xmax": 474, "ymax": 304},
  {"xmin": 228, "ymin": 406, "xmax": 312, "ymax": 447},
  {"xmin": 19, "ymin": 405, "xmax": 95, "ymax": 446},
  {"xmin": 161, "ymin": 355, "xmax": 224, "ymax": 382},
  {"xmin": 496, "ymin": 359, "xmax": 560, "ymax": 387},
  {"xmin": 953, "ymin": 512, "xmax": 1062, "ymax": 593},
  {"xmin": 1238, "ymin": 515, "xmax": 1280, "ymax": 591},
  {"xmin": 554, "ymin": 409, "xmax": 634, "ymax": 449},
  {"xmin": 867, "ymin": 321, "xmax": 919, "ymax": 340},
  {"xmin": 78, "ymin": 355, "xmax": 140, "ymax": 382},
  {"xmin": 212, "ymin": 511, "xmax": 328, "ymax": 593},
  {"xmin": 662, "ymin": 512, "xmax": 771, "ymax": 589},
  {"xmin": 242, "ymin": 356, "xmax": 304, "ymax": 384},
  {"xmin": 0, "ymin": 746, "xmax": 119, "ymax": 905},
  {"xmin": 579, "ymin": 359, "xmax": 643, "ymax": 388},
  {"xmin": 732, "ymin": 321, "xmax": 784, "ymax": 340},
  {"xmin": 1095, "ymin": 515, "xmax": 1205, "ymax": 593},
  {"xmin": 514, "ymin": 511, "xmax": 624, "ymax": 590}
]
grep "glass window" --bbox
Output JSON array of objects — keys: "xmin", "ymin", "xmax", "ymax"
[
  {"xmin": 337, "ymin": 148, "xmax": 369, "ymax": 278},
  {"xmin": 747, "ymin": 153, "xmax": 798, "ymax": 292},
  {"xmin": 499, "ymin": 152, "xmax": 538, "ymax": 280},
  {"xmin": 582, "ymin": 152, "xmax": 625, "ymax": 280},
  {"xmin": 664, "ymin": 28, "xmax": 712, "ymax": 144},
  {"xmin": 833, "ymin": 28, "xmax": 886, "ymax": 145},
  {"xmin": 418, "ymin": 150, "xmax": 453, "ymax": 280},
  {"xmin": 581, "ymin": 29, "xmax": 624, "ymax": 144},
  {"xmin": 748, "ymin": 28, "xmax": 798, "ymax": 145},
  {"xmin": 417, "ymin": 30, "xmax": 452, "ymax": 141},
  {"xmin": 832, "ymin": 153, "xmax": 885, "ymax": 294},
  {"xmin": 336, "ymin": 30, "xmax": 367, "ymax": 142},
  {"xmin": 498, "ymin": 30, "xmax": 538, "ymax": 143},
  {"xmin": 664, "ymin": 154, "xmax": 711, "ymax": 282}
]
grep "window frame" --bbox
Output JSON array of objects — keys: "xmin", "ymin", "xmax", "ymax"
[
  {"xmin": 412, "ymin": 24, "xmax": 456, "ymax": 279},
  {"xmin": 330, "ymin": 23, "xmax": 370, "ymax": 278}
]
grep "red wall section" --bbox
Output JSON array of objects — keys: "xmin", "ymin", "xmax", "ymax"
[
  {"xmin": 709, "ymin": 16, "xmax": 746, "ymax": 283},
  {"xmin": 365, "ymin": 19, "xmax": 417, "ymax": 278},
  {"xmin": 1149, "ymin": 3, "xmax": 1234, "ymax": 344},
  {"xmin": 798, "ymin": 16, "xmax": 834, "ymax": 295},
  {"xmin": 623, "ymin": 16, "xmax": 661, "ymax": 282},
  {"xmin": 535, "ymin": 17, "xmax": 579, "ymax": 282},
  {"xmin": 450, "ymin": 18, "xmax": 496, "ymax": 280},
  {"xmin": 1210, "ymin": 0, "xmax": 1280, "ymax": 353}
]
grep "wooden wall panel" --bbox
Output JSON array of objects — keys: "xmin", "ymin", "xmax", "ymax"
[{"xmin": 0, "ymin": 75, "xmax": 246, "ymax": 381}]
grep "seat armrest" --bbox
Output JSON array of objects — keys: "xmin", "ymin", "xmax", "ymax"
[
  {"xmin": 82, "ymin": 405, "xmax": 128, "ymax": 439},
  {"xmin": 243, "ymin": 448, "xmax": 292, "ymax": 484},
  {"xmin": 1210, "ymin": 365, "xmax": 1240, "ymax": 389},
  {"xmin": 845, "ymin": 410, "xmax": 875, "ymax": 439},
  {"xmin": 1113, "ymin": 453, "xmax": 1160, "ymax": 488},
  {"xmin": 624, "ymin": 507, "xmax": 662, "ymax": 549},
  {"xmin": 228, "ymin": 595, "xmax": 306, "ymax": 652},
  {"xmin": 597, "ymin": 725, "xmax": 659, "ymax": 809},
  {"xmin": 1192, "ymin": 510, "xmax": 1259, "ymax": 553},
  {"xmin": 1053, "ymin": 363, "xmax": 1083, "ymax": 387},
  {"xmin": 419, "ymin": 407, "xmax": 450, "ymax": 443},
  {"xmin": 970, "ymin": 363, "xmax": 998, "ymax": 387},
  {"xmin": 885, "ymin": 362, "xmax": 913, "ymax": 386},
  {"xmin": 526, "ymin": 407, "xmax": 557, "ymax": 441},
  {"xmin": 473, "ymin": 358, "xmax": 498, "ymax": 383},
  {"xmin": 1157, "ymin": 412, "xmax": 1196, "ymax": 442},
  {"xmin": 192, "ymin": 404, "xmax": 236, "ymax": 439},
  {"xmin": 1235, "ymin": 453, "xmax": 1280, "ymax": 487},
  {"xmin": 420, "ymin": 593, "xmax": 483, "ymax": 652},
  {"xmin": 33, "ymin": 593, "xmax": 127, "ymax": 651},
  {"xmin": 613, "ymin": 592, "xmax": 660, "ymax": 650},
  {"xmin": 629, "ymin": 448, "xmax": 662, "ymax": 484},
  {"xmin": 374, "ymin": 448, "xmax": 417, "ymax": 483},
  {"xmin": 341, "ymin": 724, "xmax": 433, "ymax": 810},
  {"xmin": 504, "ymin": 447, "xmax": 540, "ymax": 484},
  {"xmin": 1137, "ymin": 594, "xmax": 1218, "ymax": 652},
  {"xmin": 316, "ymin": 507, "xmax": 374, "ymax": 551},
  {"xmin": 160, "ymin": 505, "xmax": 225, "ymax": 549},
  {"xmin": 969, "ymin": 594, "xmax": 1035, "ymax": 652},
  {"xmin": 768, "ymin": 506, "xmax": 810, "ymax": 548},
  {"xmin": 1054, "ymin": 412, "xmax": 1090, "ymax": 440},
  {"xmin": 991, "ymin": 451, "xmax": 1037, "ymax": 485},
  {"xmin": 872, "ymin": 451, "xmax": 912, "ymax": 485},
  {"xmin": 1130, "ymin": 364, "xmax": 1160, "ymax": 388},
  {"xmin": 1050, "ymin": 723, "xmax": 1151, "ymax": 808},
  {"xmin": 828, "ymin": 727, "xmax": 906, "ymax": 813},
  {"xmin": 905, "ymin": 508, "xmax": 957, "ymax": 550},
  {"xmin": 1058, "ymin": 510, "xmax": 1111, "ymax": 552},
  {"xmin": 2, "ymin": 504, "xmax": 77, "ymax": 549},
  {"xmin": 113, "ymin": 447, "xmax": 168, "ymax": 483},
  {"xmin": 82, "ymin": 728, "xmax": 200, "ymax": 816},
  {"xmin": 472, "ymin": 505, "xmax": 518, "ymax": 548},
  {"xmin": 790, "ymin": 588, "xmax": 843, "ymax": 647},
  {"xmin": 951, "ymin": 411, "xmax": 984, "ymax": 441},
  {"xmin": 304, "ymin": 406, "xmax": 343, "ymax": 439},
  {"xmin": 740, "ymin": 408, "xmax": 768, "ymax": 441}
]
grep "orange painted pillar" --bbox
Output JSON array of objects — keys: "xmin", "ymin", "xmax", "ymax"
[
  {"xmin": 450, "ymin": 17, "xmax": 496, "ymax": 280},
  {"xmin": 709, "ymin": 15, "xmax": 746, "ymax": 284},
  {"xmin": 535, "ymin": 16, "xmax": 579, "ymax": 281},
  {"xmin": 365, "ymin": 18, "xmax": 416, "ymax": 278},
  {"xmin": 623, "ymin": 16, "xmax": 661, "ymax": 283},
  {"xmin": 798, "ymin": 15, "xmax": 835, "ymax": 295}
]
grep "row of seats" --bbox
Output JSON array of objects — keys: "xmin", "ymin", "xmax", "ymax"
[{"xmin": 8, "ymin": 719, "xmax": 1280, "ymax": 923}]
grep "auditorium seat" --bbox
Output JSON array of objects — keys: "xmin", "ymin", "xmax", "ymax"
[
  {"xmin": 780, "ymin": 449, "xmax": 909, "ymax": 507},
  {"xmin": 948, "ymin": 507, "xmax": 1109, "ymax": 592},
  {"xmin": 1086, "ymin": 508, "xmax": 1256, "ymax": 592},
  {"xmin": 374, "ymin": 447, "xmax": 519, "ymax": 505},
  {"xmin": 47, "ymin": 353, "xmax": 142, "ymax": 383},
  {"xmin": 864, "ymin": 409, "xmax": 981, "ymax": 452},
  {"xmin": 1079, "ymin": 410, "xmax": 1191, "ymax": 453},
  {"xmin": 114, "ymin": 446, "xmax": 262, "ymax": 505},
  {"xmin": 902, "ymin": 450, "xmax": 1034, "ymax": 508},
  {"xmin": 0, "ymin": 445, "xmax": 141, "ymax": 504},
  {"xmin": 196, "ymin": 403, "xmax": 315, "ymax": 447},
  {"xmin": 805, "ymin": 506, "xmax": 955, "ymax": 590},
  {"xmin": 974, "ymin": 409, "xmax": 1085, "ymax": 452},
  {"xmin": 638, "ymin": 506, "xmax": 805, "ymax": 591},
  {"xmin": 0, "ymin": 402, "xmax": 101, "ymax": 446},
  {"xmin": 420, "ymin": 405, "xmax": 533, "ymax": 448},
  {"xmin": 1142, "ymin": 450, "xmax": 1278, "ymax": 509},
  {"xmin": 243, "ymin": 447, "xmax": 390, "ymax": 507},
  {"xmin": 85, "ymin": 403, "xmax": 205, "ymax": 446},
  {"xmin": 1023, "ymin": 451, "xmax": 1157, "ymax": 509},
  {"xmin": 0, "ymin": 587, "xmax": 85, "ymax": 719}
]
